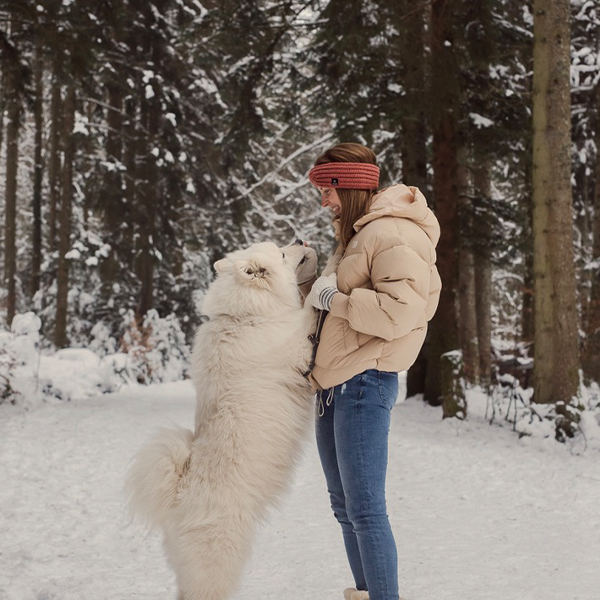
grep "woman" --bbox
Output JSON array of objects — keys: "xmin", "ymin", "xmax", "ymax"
[{"xmin": 304, "ymin": 143, "xmax": 441, "ymax": 600}]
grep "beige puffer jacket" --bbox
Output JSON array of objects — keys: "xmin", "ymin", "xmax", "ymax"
[{"xmin": 309, "ymin": 184, "xmax": 441, "ymax": 391}]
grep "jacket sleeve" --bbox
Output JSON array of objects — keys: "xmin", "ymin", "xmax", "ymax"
[{"xmin": 329, "ymin": 243, "xmax": 431, "ymax": 341}]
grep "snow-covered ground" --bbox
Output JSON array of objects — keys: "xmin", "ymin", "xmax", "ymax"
[{"xmin": 1, "ymin": 379, "xmax": 599, "ymax": 600}]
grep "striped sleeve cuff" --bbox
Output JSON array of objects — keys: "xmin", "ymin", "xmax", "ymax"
[{"xmin": 319, "ymin": 287, "xmax": 338, "ymax": 312}]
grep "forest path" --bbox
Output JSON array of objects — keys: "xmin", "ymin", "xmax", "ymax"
[{"xmin": 0, "ymin": 380, "xmax": 598, "ymax": 600}]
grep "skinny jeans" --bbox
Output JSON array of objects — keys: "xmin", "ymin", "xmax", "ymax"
[{"xmin": 315, "ymin": 368, "xmax": 399, "ymax": 600}]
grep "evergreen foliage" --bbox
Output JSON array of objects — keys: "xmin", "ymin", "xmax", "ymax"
[{"xmin": 0, "ymin": 1, "xmax": 598, "ymax": 428}]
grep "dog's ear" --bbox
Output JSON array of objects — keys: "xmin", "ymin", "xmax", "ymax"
[
  {"xmin": 234, "ymin": 260, "xmax": 268, "ymax": 280},
  {"xmin": 214, "ymin": 258, "xmax": 233, "ymax": 274}
]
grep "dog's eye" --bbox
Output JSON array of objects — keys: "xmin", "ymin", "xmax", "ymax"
[{"xmin": 299, "ymin": 257, "xmax": 307, "ymax": 265}]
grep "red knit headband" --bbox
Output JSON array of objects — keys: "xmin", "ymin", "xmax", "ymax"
[{"xmin": 308, "ymin": 162, "xmax": 380, "ymax": 190}]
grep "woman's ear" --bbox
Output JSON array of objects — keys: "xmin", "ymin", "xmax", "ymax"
[{"xmin": 214, "ymin": 258, "xmax": 233, "ymax": 274}]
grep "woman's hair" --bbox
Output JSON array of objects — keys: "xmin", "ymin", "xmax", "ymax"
[{"xmin": 314, "ymin": 143, "xmax": 378, "ymax": 248}]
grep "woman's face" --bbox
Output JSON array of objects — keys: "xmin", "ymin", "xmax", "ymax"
[{"xmin": 319, "ymin": 187, "xmax": 342, "ymax": 217}]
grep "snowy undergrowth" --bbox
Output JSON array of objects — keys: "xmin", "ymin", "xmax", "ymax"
[
  {"xmin": 0, "ymin": 311, "xmax": 190, "ymax": 407},
  {"xmin": 466, "ymin": 378, "xmax": 600, "ymax": 452}
]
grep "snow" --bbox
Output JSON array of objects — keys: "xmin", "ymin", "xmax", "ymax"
[
  {"xmin": 1, "ymin": 379, "xmax": 599, "ymax": 600},
  {"xmin": 469, "ymin": 113, "xmax": 494, "ymax": 128},
  {"xmin": 73, "ymin": 113, "xmax": 89, "ymax": 136},
  {"xmin": 64, "ymin": 248, "xmax": 81, "ymax": 260},
  {"xmin": 1, "ymin": 312, "xmax": 190, "ymax": 407}
]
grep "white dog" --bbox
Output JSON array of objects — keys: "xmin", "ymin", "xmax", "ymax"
[{"xmin": 125, "ymin": 241, "xmax": 317, "ymax": 600}]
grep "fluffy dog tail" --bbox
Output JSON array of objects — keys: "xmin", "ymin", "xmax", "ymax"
[{"xmin": 124, "ymin": 426, "xmax": 193, "ymax": 530}]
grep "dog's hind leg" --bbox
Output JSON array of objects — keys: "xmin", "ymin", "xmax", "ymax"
[{"xmin": 171, "ymin": 519, "xmax": 256, "ymax": 600}]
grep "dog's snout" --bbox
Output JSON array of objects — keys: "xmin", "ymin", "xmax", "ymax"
[{"xmin": 294, "ymin": 238, "xmax": 304, "ymax": 246}]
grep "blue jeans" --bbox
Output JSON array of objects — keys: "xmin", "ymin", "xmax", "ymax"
[{"xmin": 316, "ymin": 369, "xmax": 399, "ymax": 600}]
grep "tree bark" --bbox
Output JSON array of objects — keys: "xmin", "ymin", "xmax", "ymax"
[
  {"xmin": 3, "ymin": 39, "xmax": 20, "ymax": 327},
  {"xmin": 399, "ymin": 0, "xmax": 428, "ymax": 195},
  {"xmin": 122, "ymin": 91, "xmax": 137, "ymax": 268},
  {"xmin": 473, "ymin": 162, "xmax": 493, "ymax": 389},
  {"xmin": 457, "ymin": 146, "xmax": 480, "ymax": 386},
  {"xmin": 425, "ymin": 0, "xmax": 461, "ymax": 410},
  {"xmin": 31, "ymin": 34, "xmax": 44, "ymax": 298},
  {"xmin": 441, "ymin": 350, "xmax": 467, "ymax": 420},
  {"xmin": 521, "ymin": 158, "xmax": 535, "ymax": 345},
  {"xmin": 55, "ymin": 83, "xmax": 76, "ymax": 348},
  {"xmin": 136, "ymin": 82, "xmax": 160, "ymax": 317},
  {"xmin": 401, "ymin": 0, "xmax": 430, "ymax": 398},
  {"xmin": 582, "ymin": 93, "xmax": 600, "ymax": 382},
  {"xmin": 98, "ymin": 80, "xmax": 125, "ymax": 309},
  {"xmin": 0, "ymin": 69, "xmax": 5, "ymax": 175},
  {"xmin": 532, "ymin": 0, "xmax": 580, "ymax": 404},
  {"xmin": 48, "ymin": 59, "xmax": 62, "ymax": 253}
]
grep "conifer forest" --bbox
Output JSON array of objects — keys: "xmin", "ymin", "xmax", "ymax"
[{"xmin": 0, "ymin": 0, "xmax": 599, "ymax": 440}]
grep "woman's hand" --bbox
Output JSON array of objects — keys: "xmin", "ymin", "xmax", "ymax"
[
  {"xmin": 306, "ymin": 273, "xmax": 338, "ymax": 311},
  {"xmin": 295, "ymin": 247, "xmax": 318, "ymax": 285}
]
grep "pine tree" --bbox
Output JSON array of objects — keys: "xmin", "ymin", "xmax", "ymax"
[
  {"xmin": 55, "ymin": 82, "xmax": 76, "ymax": 348},
  {"xmin": 531, "ymin": 0, "xmax": 580, "ymax": 415},
  {"xmin": 1, "ymin": 11, "xmax": 25, "ymax": 327},
  {"xmin": 425, "ymin": 0, "xmax": 461, "ymax": 412},
  {"xmin": 31, "ymin": 30, "xmax": 43, "ymax": 297},
  {"xmin": 571, "ymin": 0, "xmax": 600, "ymax": 384}
]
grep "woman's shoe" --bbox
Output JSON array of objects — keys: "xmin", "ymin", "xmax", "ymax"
[
  {"xmin": 343, "ymin": 587, "xmax": 408, "ymax": 600},
  {"xmin": 343, "ymin": 588, "xmax": 369, "ymax": 600}
]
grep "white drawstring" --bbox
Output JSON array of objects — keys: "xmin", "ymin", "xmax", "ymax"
[{"xmin": 317, "ymin": 387, "xmax": 334, "ymax": 417}]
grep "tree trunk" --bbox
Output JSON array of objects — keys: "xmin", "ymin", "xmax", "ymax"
[
  {"xmin": 55, "ymin": 83, "xmax": 76, "ymax": 348},
  {"xmin": 4, "ymin": 41, "xmax": 20, "ymax": 327},
  {"xmin": 48, "ymin": 59, "xmax": 62, "ymax": 253},
  {"xmin": 99, "ymin": 80, "xmax": 125, "ymax": 310},
  {"xmin": 32, "ymin": 34, "xmax": 44, "ymax": 298},
  {"xmin": 458, "ymin": 243, "xmax": 479, "ymax": 386},
  {"xmin": 399, "ymin": 0, "xmax": 428, "ymax": 195},
  {"xmin": 521, "ymin": 161, "xmax": 535, "ymax": 345},
  {"xmin": 457, "ymin": 146, "xmax": 480, "ymax": 386},
  {"xmin": 441, "ymin": 350, "xmax": 466, "ymax": 420},
  {"xmin": 401, "ymin": 0, "xmax": 430, "ymax": 398},
  {"xmin": 582, "ymin": 98, "xmax": 600, "ymax": 382},
  {"xmin": 136, "ymin": 83, "xmax": 160, "ymax": 317},
  {"xmin": 122, "ymin": 91, "xmax": 137, "ymax": 270},
  {"xmin": 532, "ymin": 0, "xmax": 580, "ymax": 406},
  {"xmin": 425, "ymin": 0, "xmax": 461, "ymax": 410},
  {"xmin": 0, "ymin": 69, "xmax": 5, "ymax": 175},
  {"xmin": 522, "ymin": 244, "xmax": 535, "ymax": 344},
  {"xmin": 473, "ymin": 162, "xmax": 493, "ymax": 389}
]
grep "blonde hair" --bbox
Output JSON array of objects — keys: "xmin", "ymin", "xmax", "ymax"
[{"xmin": 314, "ymin": 143, "xmax": 378, "ymax": 248}]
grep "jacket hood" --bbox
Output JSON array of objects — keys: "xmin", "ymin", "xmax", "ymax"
[{"xmin": 353, "ymin": 184, "xmax": 440, "ymax": 246}]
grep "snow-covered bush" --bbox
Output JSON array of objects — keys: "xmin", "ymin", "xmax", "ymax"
[
  {"xmin": 0, "ymin": 312, "xmax": 43, "ymax": 405},
  {"xmin": 469, "ymin": 372, "xmax": 600, "ymax": 450},
  {"xmin": 89, "ymin": 321, "xmax": 118, "ymax": 356},
  {"xmin": 0, "ymin": 310, "xmax": 191, "ymax": 407},
  {"xmin": 114, "ymin": 309, "xmax": 190, "ymax": 385},
  {"xmin": 39, "ymin": 347, "xmax": 122, "ymax": 401}
]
